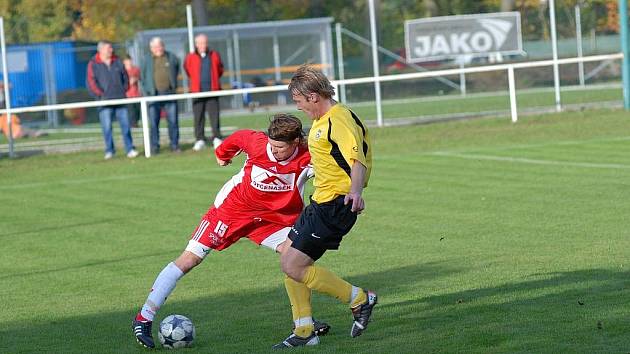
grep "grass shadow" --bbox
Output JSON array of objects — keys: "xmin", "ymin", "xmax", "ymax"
[{"xmin": 2, "ymin": 263, "xmax": 629, "ymax": 353}]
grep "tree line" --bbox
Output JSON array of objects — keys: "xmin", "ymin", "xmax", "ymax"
[{"xmin": 0, "ymin": 0, "xmax": 621, "ymax": 47}]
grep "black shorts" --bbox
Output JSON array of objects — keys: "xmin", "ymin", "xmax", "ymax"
[{"xmin": 288, "ymin": 195, "xmax": 358, "ymax": 261}]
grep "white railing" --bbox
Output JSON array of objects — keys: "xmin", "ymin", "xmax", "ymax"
[{"xmin": 1, "ymin": 53, "xmax": 623, "ymax": 157}]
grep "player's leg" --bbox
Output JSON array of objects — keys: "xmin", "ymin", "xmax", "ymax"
[
  {"xmin": 282, "ymin": 246, "xmax": 366, "ymax": 307},
  {"xmin": 249, "ymin": 224, "xmax": 331, "ymax": 337},
  {"xmin": 249, "ymin": 225, "xmax": 319, "ymax": 340},
  {"xmin": 280, "ymin": 198, "xmax": 377, "ymax": 340},
  {"xmin": 132, "ymin": 218, "xmax": 212, "ymax": 349},
  {"xmin": 133, "ymin": 209, "xmax": 239, "ymax": 348}
]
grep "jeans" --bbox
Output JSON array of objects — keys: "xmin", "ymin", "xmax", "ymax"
[
  {"xmin": 98, "ymin": 105, "xmax": 134, "ymax": 154},
  {"xmin": 148, "ymin": 100, "xmax": 179, "ymax": 151}
]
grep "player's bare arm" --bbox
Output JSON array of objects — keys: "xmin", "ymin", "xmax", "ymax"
[{"xmin": 344, "ymin": 160, "xmax": 367, "ymax": 213}]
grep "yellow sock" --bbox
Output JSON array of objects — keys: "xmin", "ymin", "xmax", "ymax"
[
  {"xmin": 284, "ymin": 276, "xmax": 314, "ymax": 337},
  {"xmin": 301, "ymin": 265, "xmax": 355, "ymax": 304}
]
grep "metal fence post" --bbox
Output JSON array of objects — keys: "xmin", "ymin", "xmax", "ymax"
[
  {"xmin": 549, "ymin": 0, "xmax": 562, "ymax": 112},
  {"xmin": 186, "ymin": 5, "xmax": 194, "ymax": 53},
  {"xmin": 620, "ymin": 0, "xmax": 630, "ymax": 110},
  {"xmin": 368, "ymin": 0, "xmax": 383, "ymax": 126},
  {"xmin": 140, "ymin": 98, "xmax": 151, "ymax": 157},
  {"xmin": 0, "ymin": 17, "xmax": 14, "ymax": 158},
  {"xmin": 508, "ymin": 66, "xmax": 518, "ymax": 123},
  {"xmin": 335, "ymin": 23, "xmax": 346, "ymax": 104},
  {"xmin": 575, "ymin": 4, "xmax": 585, "ymax": 87},
  {"xmin": 459, "ymin": 61, "xmax": 466, "ymax": 96}
]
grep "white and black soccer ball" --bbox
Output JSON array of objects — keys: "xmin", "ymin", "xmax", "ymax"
[{"xmin": 158, "ymin": 314, "xmax": 196, "ymax": 349}]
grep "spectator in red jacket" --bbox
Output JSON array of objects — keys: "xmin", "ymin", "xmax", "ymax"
[{"xmin": 184, "ymin": 34, "xmax": 224, "ymax": 151}]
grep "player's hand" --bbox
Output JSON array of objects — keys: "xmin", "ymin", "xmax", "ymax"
[
  {"xmin": 216, "ymin": 156, "xmax": 231, "ymax": 166},
  {"xmin": 344, "ymin": 192, "xmax": 365, "ymax": 214}
]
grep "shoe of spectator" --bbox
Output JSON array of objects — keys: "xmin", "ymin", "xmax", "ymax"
[
  {"xmin": 127, "ymin": 149, "xmax": 139, "ymax": 158},
  {"xmin": 193, "ymin": 140, "xmax": 205, "ymax": 151},
  {"xmin": 212, "ymin": 137, "xmax": 223, "ymax": 149},
  {"xmin": 104, "ymin": 152, "xmax": 114, "ymax": 160},
  {"xmin": 171, "ymin": 146, "xmax": 182, "ymax": 153}
]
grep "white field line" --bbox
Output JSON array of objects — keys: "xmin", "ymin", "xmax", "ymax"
[
  {"xmin": 431, "ymin": 151, "xmax": 630, "ymax": 170},
  {"xmin": 439, "ymin": 135, "xmax": 630, "ymax": 154},
  {"xmin": 375, "ymin": 135, "xmax": 630, "ymax": 161},
  {"xmin": 5, "ymin": 134, "xmax": 630, "ymax": 190},
  {"xmin": 0, "ymin": 168, "xmax": 210, "ymax": 190}
]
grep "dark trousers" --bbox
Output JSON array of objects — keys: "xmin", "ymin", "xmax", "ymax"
[
  {"xmin": 127, "ymin": 103, "xmax": 140, "ymax": 127},
  {"xmin": 192, "ymin": 97, "xmax": 221, "ymax": 141}
]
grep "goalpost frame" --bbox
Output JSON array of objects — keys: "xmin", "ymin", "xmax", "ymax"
[{"xmin": 620, "ymin": 0, "xmax": 630, "ymax": 110}]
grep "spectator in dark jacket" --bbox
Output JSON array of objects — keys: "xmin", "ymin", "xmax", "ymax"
[
  {"xmin": 184, "ymin": 34, "xmax": 224, "ymax": 151},
  {"xmin": 87, "ymin": 40, "xmax": 138, "ymax": 160},
  {"xmin": 141, "ymin": 37, "xmax": 181, "ymax": 153}
]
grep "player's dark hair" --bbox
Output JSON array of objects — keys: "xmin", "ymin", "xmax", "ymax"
[
  {"xmin": 267, "ymin": 113, "xmax": 304, "ymax": 143},
  {"xmin": 288, "ymin": 64, "xmax": 335, "ymax": 99}
]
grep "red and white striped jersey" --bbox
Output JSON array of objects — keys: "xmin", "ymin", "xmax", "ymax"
[{"xmin": 213, "ymin": 130, "xmax": 311, "ymax": 226}]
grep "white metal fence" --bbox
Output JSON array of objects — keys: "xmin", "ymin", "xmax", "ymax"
[{"xmin": 0, "ymin": 52, "xmax": 623, "ymax": 158}]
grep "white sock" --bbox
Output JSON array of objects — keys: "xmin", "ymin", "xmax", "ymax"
[
  {"xmin": 140, "ymin": 262, "xmax": 184, "ymax": 321},
  {"xmin": 350, "ymin": 286, "xmax": 361, "ymax": 306}
]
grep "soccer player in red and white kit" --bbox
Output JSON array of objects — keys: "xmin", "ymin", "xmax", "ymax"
[{"xmin": 132, "ymin": 114, "xmax": 329, "ymax": 348}]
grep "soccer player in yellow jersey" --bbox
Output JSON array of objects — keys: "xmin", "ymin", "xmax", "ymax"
[{"xmin": 273, "ymin": 64, "xmax": 377, "ymax": 348}]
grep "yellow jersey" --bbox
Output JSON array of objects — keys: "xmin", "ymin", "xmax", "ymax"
[{"xmin": 308, "ymin": 104, "xmax": 372, "ymax": 203}]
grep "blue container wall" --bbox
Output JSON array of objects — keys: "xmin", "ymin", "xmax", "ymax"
[
  {"xmin": 52, "ymin": 43, "xmax": 81, "ymax": 96},
  {"xmin": 1, "ymin": 46, "xmax": 44, "ymax": 107},
  {"xmin": 0, "ymin": 41, "xmax": 83, "ymax": 108}
]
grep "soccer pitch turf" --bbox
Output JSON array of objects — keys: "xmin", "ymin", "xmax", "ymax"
[{"xmin": 1, "ymin": 108, "xmax": 629, "ymax": 353}]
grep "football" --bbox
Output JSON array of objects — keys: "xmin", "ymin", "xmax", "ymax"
[{"xmin": 157, "ymin": 314, "xmax": 196, "ymax": 349}]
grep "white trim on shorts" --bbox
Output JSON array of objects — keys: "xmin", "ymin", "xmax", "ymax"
[
  {"xmin": 186, "ymin": 239, "xmax": 211, "ymax": 259},
  {"xmin": 260, "ymin": 227, "xmax": 291, "ymax": 252}
]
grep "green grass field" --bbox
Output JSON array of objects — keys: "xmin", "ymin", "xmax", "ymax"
[{"xmin": 1, "ymin": 107, "xmax": 629, "ymax": 353}]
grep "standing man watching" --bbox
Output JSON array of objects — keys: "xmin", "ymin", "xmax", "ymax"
[
  {"xmin": 87, "ymin": 40, "xmax": 139, "ymax": 160},
  {"xmin": 141, "ymin": 37, "xmax": 181, "ymax": 154},
  {"xmin": 274, "ymin": 64, "xmax": 376, "ymax": 348},
  {"xmin": 184, "ymin": 34, "xmax": 224, "ymax": 151}
]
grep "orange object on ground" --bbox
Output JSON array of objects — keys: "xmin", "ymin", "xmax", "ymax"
[{"xmin": 0, "ymin": 114, "xmax": 22, "ymax": 139}]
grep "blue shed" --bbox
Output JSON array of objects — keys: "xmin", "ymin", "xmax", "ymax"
[{"xmin": 0, "ymin": 40, "xmax": 94, "ymax": 108}]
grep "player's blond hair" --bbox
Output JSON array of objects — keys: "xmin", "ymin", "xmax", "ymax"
[
  {"xmin": 267, "ymin": 113, "xmax": 304, "ymax": 143},
  {"xmin": 288, "ymin": 64, "xmax": 335, "ymax": 99}
]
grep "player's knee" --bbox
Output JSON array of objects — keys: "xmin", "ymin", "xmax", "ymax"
[
  {"xmin": 175, "ymin": 252, "xmax": 203, "ymax": 274},
  {"xmin": 280, "ymin": 257, "xmax": 302, "ymax": 281}
]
